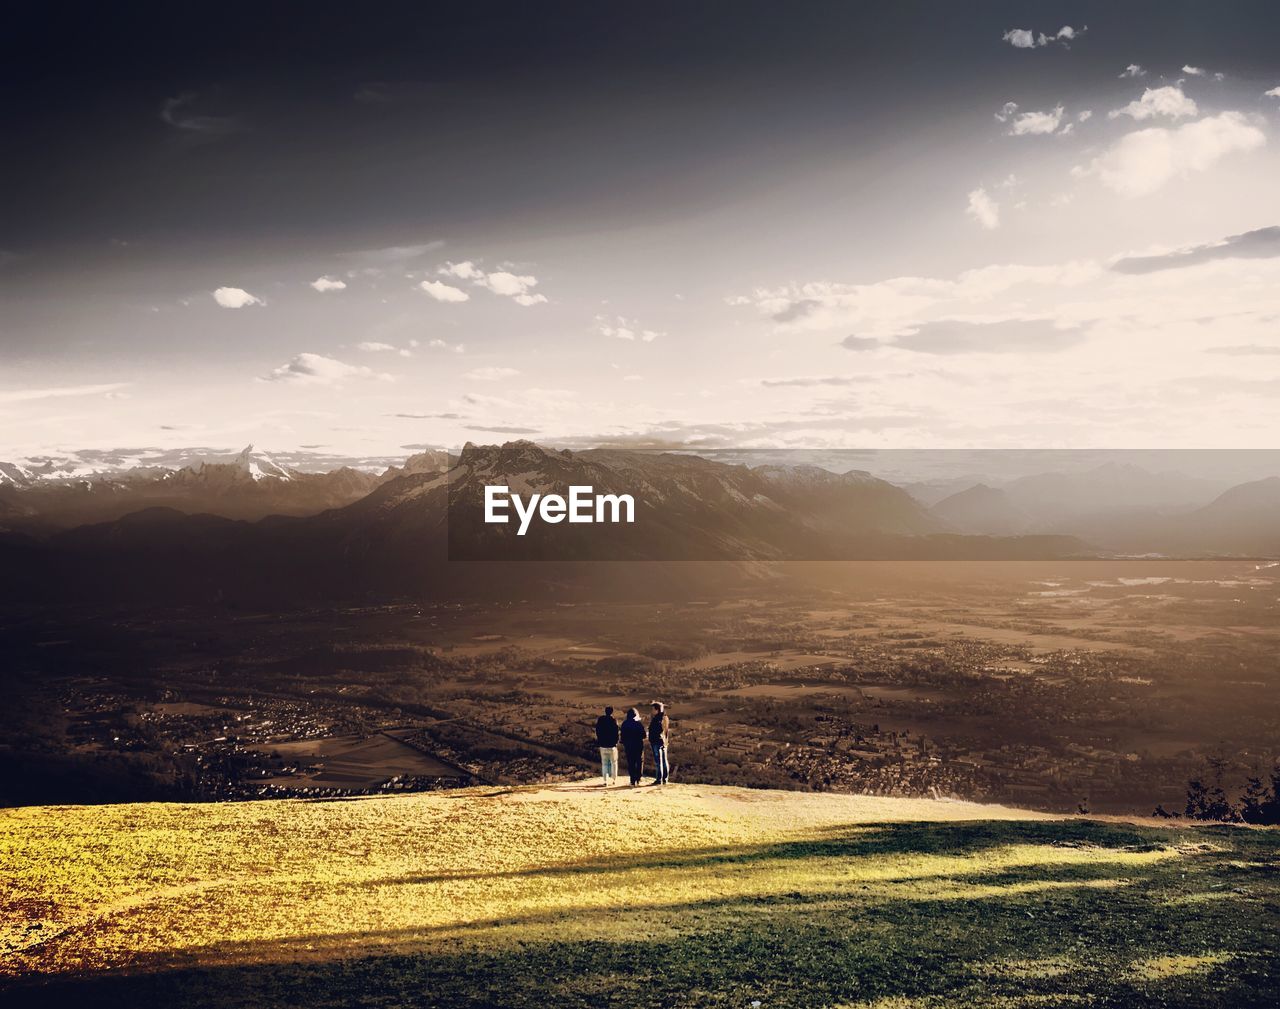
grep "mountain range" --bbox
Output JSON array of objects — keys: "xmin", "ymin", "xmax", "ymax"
[
  {"xmin": 0, "ymin": 445, "xmax": 451, "ymax": 527},
  {"xmin": 1, "ymin": 442, "xmax": 1277, "ymax": 605}
]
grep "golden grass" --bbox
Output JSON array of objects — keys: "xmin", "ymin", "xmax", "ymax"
[{"xmin": 1, "ymin": 779, "xmax": 1276, "ymax": 1008}]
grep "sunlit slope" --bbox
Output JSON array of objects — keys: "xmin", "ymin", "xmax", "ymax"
[{"xmin": 3, "ymin": 782, "xmax": 1278, "ymax": 1007}]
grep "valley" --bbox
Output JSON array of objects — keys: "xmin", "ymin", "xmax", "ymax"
[{"xmin": 5, "ymin": 559, "xmax": 1277, "ymax": 815}]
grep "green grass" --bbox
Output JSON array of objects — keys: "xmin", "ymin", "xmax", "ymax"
[{"xmin": 2, "ymin": 783, "xmax": 1278, "ymax": 1007}]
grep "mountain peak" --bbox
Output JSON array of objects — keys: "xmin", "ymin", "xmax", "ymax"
[{"xmin": 457, "ymin": 440, "xmax": 570, "ymax": 471}]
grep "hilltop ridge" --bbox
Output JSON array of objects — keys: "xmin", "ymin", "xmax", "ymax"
[{"xmin": 3, "ymin": 780, "xmax": 1277, "ymax": 1007}]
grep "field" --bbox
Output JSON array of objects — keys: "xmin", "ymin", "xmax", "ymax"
[{"xmin": 3, "ymin": 782, "xmax": 1278, "ymax": 1007}]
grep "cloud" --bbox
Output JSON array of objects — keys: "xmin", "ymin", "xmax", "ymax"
[
  {"xmin": 996, "ymin": 103, "xmax": 1067, "ymax": 136},
  {"xmin": 439, "ymin": 260, "xmax": 485, "ymax": 281},
  {"xmin": 841, "ymin": 336, "xmax": 888, "ymax": 352},
  {"xmin": 886, "ymin": 318, "xmax": 1085, "ymax": 355},
  {"xmin": 212, "ymin": 287, "xmax": 263, "ymax": 308},
  {"xmin": 427, "ymin": 338, "xmax": 465, "ymax": 353},
  {"xmin": 596, "ymin": 315, "xmax": 661, "ymax": 341},
  {"xmin": 1111, "ymin": 226, "xmax": 1280, "ymax": 273},
  {"xmin": 310, "ymin": 277, "xmax": 346, "ymax": 292},
  {"xmin": 341, "ymin": 242, "xmax": 444, "ymax": 268},
  {"xmin": 160, "ymin": 92, "xmax": 238, "ymax": 135},
  {"xmin": 0, "ymin": 382, "xmax": 130, "ymax": 404},
  {"xmin": 1002, "ymin": 25, "xmax": 1083, "ymax": 49},
  {"xmin": 261, "ymin": 353, "xmax": 390, "ymax": 385},
  {"xmin": 760, "ymin": 376, "xmax": 873, "ymax": 387},
  {"xmin": 463, "ymin": 367, "xmax": 520, "ymax": 381},
  {"xmin": 464, "ymin": 424, "xmax": 541, "ymax": 434},
  {"xmin": 418, "ymin": 279, "xmax": 470, "ymax": 302},
  {"xmin": 356, "ymin": 341, "xmax": 397, "ymax": 352},
  {"xmin": 1119, "ymin": 64, "xmax": 1146, "ymax": 78},
  {"xmin": 1180, "ymin": 65, "xmax": 1221, "ymax": 80},
  {"xmin": 965, "ymin": 188, "xmax": 999, "ymax": 229},
  {"xmin": 390, "ymin": 412, "xmax": 464, "ymax": 419},
  {"xmin": 1108, "ymin": 86, "xmax": 1197, "ymax": 121},
  {"xmin": 1266, "ymin": 87, "xmax": 1280, "ymax": 99},
  {"xmin": 1206, "ymin": 344, "xmax": 1280, "ymax": 356},
  {"xmin": 1074, "ymin": 112, "xmax": 1266, "ymax": 197},
  {"xmin": 736, "ymin": 260, "xmax": 1101, "ymax": 339},
  {"xmin": 437, "ymin": 260, "xmax": 547, "ymax": 305}
]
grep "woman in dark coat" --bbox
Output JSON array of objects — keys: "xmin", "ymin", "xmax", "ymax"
[{"xmin": 619, "ymin": 707, "xmax": 647, "ymax": 786}]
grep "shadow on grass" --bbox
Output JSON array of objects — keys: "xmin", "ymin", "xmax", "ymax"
[
  {"xmin": 4, "ymin": 819, "xmax": 1277, "ymax": 1009},
  {"xmin": 350, "ymin": 818, "xmax": 1216, "ymax": 888}
]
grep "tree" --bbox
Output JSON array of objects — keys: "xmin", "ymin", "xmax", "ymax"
[{"xmin": 1240, "ymin": 773, "xmax": 1270, "ymax": 824}]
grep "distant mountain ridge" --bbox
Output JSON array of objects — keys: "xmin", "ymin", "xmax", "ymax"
[
  {"xmin": 2, "ymin": 443, "xmax": 1278, "ymax": 605},
  {"xmin": 0, "ymin": 441, "xmax": 1099, "ymax": 605},
  {"xmin": 0, "ymin": 444, "xmax": 452, "ymax": 527}
]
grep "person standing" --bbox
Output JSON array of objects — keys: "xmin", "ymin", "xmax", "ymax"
[
  {"xmin": 620, "ymin": 707, "xmax": 647, "ymax": 786},
  {"xmin": 648, "ymin": 701, "xmax": 670, "ymax": 785},
  {"xmin": 595, "ymin": 705, "xmax": 620, "ymax": 786}
]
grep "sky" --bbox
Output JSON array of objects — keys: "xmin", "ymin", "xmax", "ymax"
[{"xmin": 3, "ymin": 1, "xmax": 1280, "ymax": 464}]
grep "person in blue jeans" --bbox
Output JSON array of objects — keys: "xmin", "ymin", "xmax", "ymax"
[
  {"xmin": 648, "ymin": 700, "xmax": 670, "ymax": 785},
  {"xmin": 595, "ymin": 705, "xmax": 620, "ymax": 786}
]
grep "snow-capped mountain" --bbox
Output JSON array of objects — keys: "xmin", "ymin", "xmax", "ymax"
[{"xmin": 0, "ymin": 444, "xmax": 434, "ymax": 526}]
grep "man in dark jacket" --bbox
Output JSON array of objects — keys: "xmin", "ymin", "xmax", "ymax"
[
  {"xmin": 619, "ymin": 707, "xmax": 646, "ymax": 786},
  {"xmin": 648, "ymin": 701, "xmax": 670, "ymax": 785},
  {"xmin": 595, "ymin": 706, "xmax": 620, "ymax": 786}
]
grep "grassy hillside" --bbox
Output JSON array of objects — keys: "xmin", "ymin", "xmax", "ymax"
[{"xmin": 2, "ymin": 781, "xmax": 1278, "ymax": 1007}]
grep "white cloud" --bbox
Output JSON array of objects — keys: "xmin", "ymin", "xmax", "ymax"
[
  {"xmin": 261, "ymin": 353, "xmax": 390, "ymax": 385},
  {"xmin": 1266, "ymin": 87, "xmax": 1280, "ymax": 99},
  {"xmin": 481, "ymin": 270, "xmax": 539, "ymax": 298},
  {"xmin": 427, "ymin": 339, "xmax": 465, "ymax": 353},
  {"xmin": 436, "ymin": 261, "xmax": 547, "ymax": 305},
  {"xmin": 463, "ymin": 367, "xmax": 520, "ymax": 381},
  {"xmin": 0, "ymin": 382, "xmax": 130, "ymax": 404},
  {"xmin": 418, "ymin": 279, "xmax": 470, "ymax": 302},
  {"xmin": 212, "ymin": 287, "xmax": 263, "ymax": 309},
  {"xmin": 356, "ymin": 341, "xmax": 396, "ymax": 352},
  {"xmin": 439, "ymin": 260, "xmax": 485, "ymax": 281},
  {"xmin": 1182, "ymin": 65, "xmax": 1205, "ymax": 76},
  {"xmin": 1076, "ymin": 111, "xmax": 1266, "ymax": 197},
  {"xmin": 965, "ymin": 188, "xmax": 1000, "ymax": 230},
  {"xmin": 1002, "ymin": 28, "xmax": 1038, "ymax": 49},
  {"xmin": 1077, "ymin": 110, "xmax": 1093, "ymax": 123},
  {"xmin": 1109, "ymin": 86, "xmax": 1198, "ymax": 121},
  {"xmin": 1010, "ymin": 105, "xmax": 1065, "ymax": 135},
  {"xmin": 1002, "ymin": 25, "xmax": 1082, "ymax": 49},
  {"xmin": 310, "ymin": 277, "xmax": 347, "ymax": 292},
  {"xmin": 1119, "ymin": 64, "xmax": 1146, "ymax": 78},
  {"xmin": 595, "ymin": 315, "xmax": 662, "ymax": 341}
]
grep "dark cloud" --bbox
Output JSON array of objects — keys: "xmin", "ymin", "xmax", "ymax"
[
  {"xmin": 389, "ymin": 411, "xmax": 464, "ymax": 419},
  {"xmin": 887, "ymin": 318, "xmax": 1083, "ymax": 355},
  {"xmin": 1112, "ymin": 226, "xmax": 1280, "ymax": 274},
  {"xmin": 841, "ymin": 336, "xmax": 887, "ymax": 352}
]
